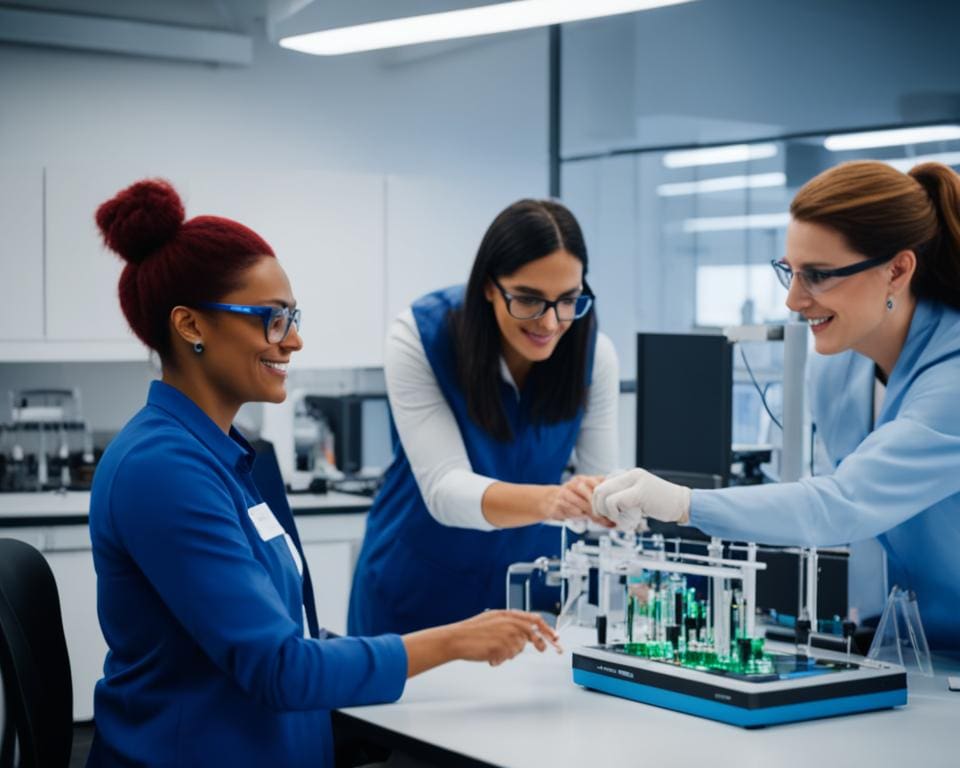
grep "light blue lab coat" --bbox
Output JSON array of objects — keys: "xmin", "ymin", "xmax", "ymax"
[{"xmin": 690, "ymin": 299, "xmax": 960, "ymax": 650}]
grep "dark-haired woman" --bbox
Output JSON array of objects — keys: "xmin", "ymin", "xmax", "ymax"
[
  {"xmin": 594, "ymin": 161, "xmax": 960, "ymax": 651},
  {"xmin": 348, "ymin": 199, "xmax": 619, "ymax": 636},
  {"xmin": 87, "ymin": 180, "xmax": 559, "ymax": 768}
]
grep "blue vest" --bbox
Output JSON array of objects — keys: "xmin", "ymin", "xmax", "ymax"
[{"xmin": 348, "ymin": 286, "xmax": 595, "ymax": 635}]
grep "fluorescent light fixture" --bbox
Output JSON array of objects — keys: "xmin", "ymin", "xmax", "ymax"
[
  {"xmin": 885, "ymin": 151, "xmax": 960, "ymax": 172},
  {"xmin": 279, "ymin": 0, "xmax": 695, "ymax": 56},
  {"xmin": 682, "ymin": 212, "xmax": 790, "ymax": 233},
  {"xmin": 657, "ymin": 172, "xmax": 786, "ymax": 197},
  {"xmin": 662, "ymin": 143, "xmax": 777, "ymax": 169},
  {"xmin": 824, "ymin": 125, "xmax": 960, "ymax": 152}
]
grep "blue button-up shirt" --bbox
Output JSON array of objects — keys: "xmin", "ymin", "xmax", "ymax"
[
  {"xmin": 691, "ymin": 300, "xmax": 960, "ymax": 650},
  {"xmin": 88, "ymin": 381, "xmax": 407, "ymax": 767}
]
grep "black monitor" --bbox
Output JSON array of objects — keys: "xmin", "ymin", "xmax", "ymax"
[
  {"xmin": 303, "ymin": 394, "xmax": 389, "ymax": 475},
  {"xmin": 635, "ymin": 333, "xmax": 848, "ymax": 624},
  {"xmin": 636, "ymin": 332, "xmax": 733, "ymax": 488}
]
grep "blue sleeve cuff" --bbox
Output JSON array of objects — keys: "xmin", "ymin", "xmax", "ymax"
[
  {"xmin": 688, "ymin": 489, "xmax": 712, "ymax": 531},
  {"xmin": 371, "ymin": 633, "xmax": 408, "ymax": 703}
]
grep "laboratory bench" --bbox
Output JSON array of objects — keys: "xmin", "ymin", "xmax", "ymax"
[
  {"xmin": 336, "ymin": 626, "xmax": 960, "ymax": 768},
  {"xmin": 0, "ymin": 489, "xmax": 372, "ymax": 526},
  {"xmin": 0, "ymin": 489, "xmax": 372, "ymax": 721}
]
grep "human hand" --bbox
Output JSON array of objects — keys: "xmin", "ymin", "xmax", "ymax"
[
  {"xmin": 540, "ymin": 475, "xmax": 616, "ymax": 528},
  {"xmin": 448, "ymin": 610, "xmax": 562, "ymax": 666},
  {"xmin": 591, "ymin": 468, "xmax": 691, "ymax": 530}
]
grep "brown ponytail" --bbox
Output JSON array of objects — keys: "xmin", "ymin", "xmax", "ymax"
[
  {"xmin": 790, "ymin": 160, "xmax": 960, "ymax": 310},
  {"xmin": 907, "ymin": 163, "xmax": 960, "ymax": 308}
]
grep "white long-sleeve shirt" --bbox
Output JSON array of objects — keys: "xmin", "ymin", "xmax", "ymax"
[{"xmin": 385, "ymin": 308, "xmax": 619, "ymax": 531}]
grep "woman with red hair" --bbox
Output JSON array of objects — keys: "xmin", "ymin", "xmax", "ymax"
[{"xmin": 87, "ymin": 179, "xmax": 558, "ymax": 767}]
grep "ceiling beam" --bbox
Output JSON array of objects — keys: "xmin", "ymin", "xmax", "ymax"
[{"xmin": 0, "ymin": 6, "xmax": 252, "ymax": 66}]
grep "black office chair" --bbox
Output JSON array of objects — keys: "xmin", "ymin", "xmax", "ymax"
[{"xmin": 0, "ymin": 539, "xmax": 73, "ymax": 768}]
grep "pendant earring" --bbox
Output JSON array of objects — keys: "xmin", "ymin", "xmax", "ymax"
[
  {"xmin": 886, "ymin": 297, "xmax": 895, "ymax": 312},
  {"xmin": 193, "ymin": 341, "xmax": 205, "ymax": 354}
]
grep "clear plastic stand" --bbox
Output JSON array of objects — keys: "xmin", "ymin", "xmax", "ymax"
[{"xmin": 867, "ymin": 585, "xmax": 934, "ymax": 676}]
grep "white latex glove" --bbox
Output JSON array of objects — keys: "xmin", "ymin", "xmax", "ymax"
[{"xmin": 591, "ymin": 469, "xmax": 692, "ymax": 531}]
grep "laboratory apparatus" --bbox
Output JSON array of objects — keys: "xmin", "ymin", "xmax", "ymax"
[
  {"xmin": 1, "ymin": 388, "xmax": 95, "ymax": 491},
  {"xmin": 508, "ymin": 531, "xmax": 906, "ymax": 727}
]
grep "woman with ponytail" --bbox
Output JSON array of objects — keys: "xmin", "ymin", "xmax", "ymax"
[
  {"xmin": 87, "ymin": 179, "xmax": 559, "ymax": 767},
  {"xmin": 592, "ymin": 161, "xmax": 960, "ymax": 650}
]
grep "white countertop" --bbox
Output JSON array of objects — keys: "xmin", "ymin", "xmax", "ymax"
[
  {"xmin": 340, "ymin": 627, "xmax": 960, "ymax": 768},
  {"xmin": 0, "ymin": 490, "xmax": 370, "ymax": 524}
]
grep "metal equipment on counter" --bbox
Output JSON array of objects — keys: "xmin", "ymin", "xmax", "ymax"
[
  {"xmin": 0, "ymin": 388, "xmax": 95, "ymax": 492},
  {"xmin": 508, "ymin": 529, "xmax": 906, "ymax": 727}
]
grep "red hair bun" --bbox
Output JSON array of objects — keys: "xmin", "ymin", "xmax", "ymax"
[{"xmin": 95, "ymin": 178, "xmax": 185, "ymax": 265}]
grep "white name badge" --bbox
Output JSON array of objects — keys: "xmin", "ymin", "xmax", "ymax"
[{"xmin": 248, "ymin": 502, "xmax": 284, "ymax": 542}]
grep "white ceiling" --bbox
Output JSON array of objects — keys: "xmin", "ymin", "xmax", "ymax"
[
  {"xmin": 0, "ymin": 0, "xmax": 512, "ymax": 34},
  {"xmin": 0, "ymin": 0, "xmax": 267, "ymax": 30}
]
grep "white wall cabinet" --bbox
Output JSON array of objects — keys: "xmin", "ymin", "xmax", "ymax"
[
  {"xmin": 0, "ymin": 166, "xmax": 45, "ymax": 341},
  {"xmin": 2, "ymin": 165, "xmax": 545, "ymax": 365}
]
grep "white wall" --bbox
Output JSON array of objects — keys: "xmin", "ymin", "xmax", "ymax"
[
  {"xmin": 0, "ymin": 21, "xmax": 549, "ymax": 346},
  {"xmin": 0, "ymin": 22, "xmax": 551, "ymax": 440},
  {"xmin": 0, "ymin": 27, "xmax": 547, "ymax": 177}
]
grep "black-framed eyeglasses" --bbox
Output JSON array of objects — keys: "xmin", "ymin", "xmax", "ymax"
[
  {"xmin": 491, "ymin": 277, "xmax": 594, "ymax": 321},
  {"xmin": 770, "ymin": 254, "xmax": 894, "ymax": 296},
  {"xmin": 198, "ymin": 302, "xmax": 301, "ymax": 344}
]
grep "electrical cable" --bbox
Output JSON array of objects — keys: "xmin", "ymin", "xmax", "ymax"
[
  {"xmin": 809, "ymin": 422, "xmax": 817, "ymax": 477},
  {"xmin": 739, "ymin": 345, "xmax": 783, "ymax": 431}
]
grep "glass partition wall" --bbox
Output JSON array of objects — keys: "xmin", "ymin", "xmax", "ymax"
[
  {"xmin": 565, "ymin": 131, "xmax": 960, "ymax": 339},
  {"xmin": 559, "ymin": 0, "xmax": 960, "ymax": 375},
  {"xmin": 563, "ymin": 128, "xmax": 960, "ymax": 461}
]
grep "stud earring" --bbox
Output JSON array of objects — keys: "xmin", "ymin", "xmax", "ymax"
[
  {"xmin": 886, "ymin": 297, "xmax": 895, "ymax": 312},
  {"xmin": 193, "ymin": 341, "xmax": 205, "ymax": 354}
]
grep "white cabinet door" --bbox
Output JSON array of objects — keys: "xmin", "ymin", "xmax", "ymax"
[
  {"xmin": 45, "ymin": 166, "xmax": 153, "ymax": 344},
  {"xmin": 0, "ymin": 166, "xmax": 44, "ymax": 340},
  {"xmin": 43, "ymin": 547, "xmax": 107, "ymax": 722},
  {"xmin": 180, "ymin": 170, "xmax": 386, "ymax": 369},
  {"xmin": 295, "ymin": 511, "xmax": 366, "ymax": 637},
  {"xmin": 301, "ymin": 541, "xmax": 356, "ymax": 637}
]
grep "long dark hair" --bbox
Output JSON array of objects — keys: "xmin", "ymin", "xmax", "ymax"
[
  {"xmin": 791, "ymin": 160, "xmax": 960, "ymax": 310},
  {"xmin": 453, "ymin": 199, "xmax": 596, "ymax": 441}
]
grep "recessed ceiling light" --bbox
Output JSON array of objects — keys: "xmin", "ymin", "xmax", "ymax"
[
  {"xmin": 682, "ymin": 212, "xmax": 790, "ymax": 233},
  {"xmin": 662, "ymin": 143, "xmax": 778, "ymax": 169},
  {"xmin": 824, "ymin": 125, "xmax": 960, "ymax": 151},
  {"xmin": 280, "ymin": 0, "xmax": 696, "ymax": 56},
  {"xmin": 885, "ymin": 151, "xmax": 960, "ymax": 171},
  {"xmin": 657, "ymin": 172, "xmax": 786, "ymax": 197}
]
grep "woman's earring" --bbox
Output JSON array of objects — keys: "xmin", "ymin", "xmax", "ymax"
[
  {"xmin": 886, "ymin": 297, "xmax": 895, "ymax": 312},
  {"xmin": 193, "ymin": 341, "xmax": 205, "ymax": 354}
]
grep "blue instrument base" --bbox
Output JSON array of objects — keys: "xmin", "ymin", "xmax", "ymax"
[{"xmin": 573, "ymin": 668, "xmax": 907, "ymax": 727}]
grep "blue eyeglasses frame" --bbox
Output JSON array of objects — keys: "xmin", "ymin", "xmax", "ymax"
[{"xmin": 197, "ymin": 302, "xmax": 301, "ymax": 343}]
